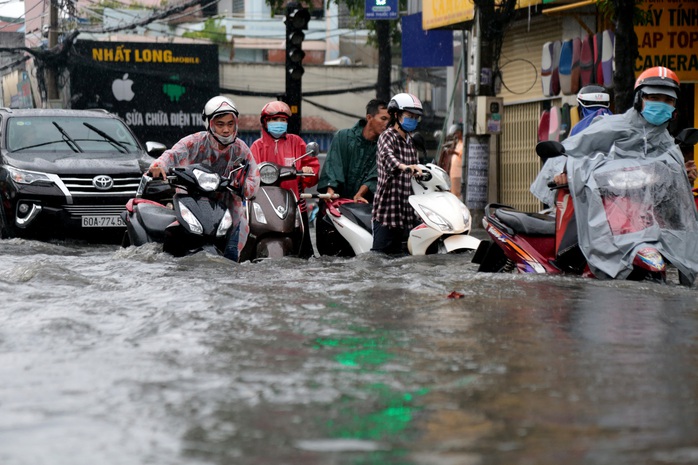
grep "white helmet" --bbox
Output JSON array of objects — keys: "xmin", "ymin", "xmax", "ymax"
[
  {"xmin": 387, "ymin": 93, "xmax": 423, "ymax": 116},
  {"xmin": 202, "ymin": 96, "xmax": 239, "ymax": 130},
  {"xmin": 577, "ymin": 85, "xmax": 610, "ymax": 108}
]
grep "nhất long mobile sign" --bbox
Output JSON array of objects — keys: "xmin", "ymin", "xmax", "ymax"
[{"xmin": 70, "ymin": 41, "xmax": 219, "ymax": 147}]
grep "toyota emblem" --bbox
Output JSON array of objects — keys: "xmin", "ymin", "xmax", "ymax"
[{"xmin": 92, "ymin": 175, "xmax": 114, "ymax": 190}]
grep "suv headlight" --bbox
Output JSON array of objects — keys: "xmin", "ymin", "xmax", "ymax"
[{"xmin": 6, "ymin": 167, "xmax": 53, "ymax": 185}]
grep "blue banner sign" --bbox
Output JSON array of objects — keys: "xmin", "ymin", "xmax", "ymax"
[{"xmin": 402, "ymin": 13, "xmax": 454, "ymax": 68}]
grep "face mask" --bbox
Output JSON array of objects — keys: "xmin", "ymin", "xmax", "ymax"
[
  {"xmin": 267, "ymin": 121, "xmax": 288, "ymax": 138},
  {"xmin": 642, "ymin": 101, "xmax": 674, "ymax": 126},
  {"xmin": 580, "ymin": 106, "xmax": 600, "ymax": 119},
  {"xmin": 211, "ymin": 131, "xmax": 235, "ymax": 146},
  {"xmin": 400, "ymin": 116, "xmax": 419, "ymax": 132}
]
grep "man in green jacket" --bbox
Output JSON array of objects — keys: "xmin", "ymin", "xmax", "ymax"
[
  {"xmin": 318, "ymin": 99, "xmax": 389, "ymax": 202},
  {"xmin": 316, "ymin": 99, "xmax": 389, "ymax": 255}
]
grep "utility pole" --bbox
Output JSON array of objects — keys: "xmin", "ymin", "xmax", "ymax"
[{"xmin": 46, "ymin": 0, "xmax": 59, "ymax": 105}]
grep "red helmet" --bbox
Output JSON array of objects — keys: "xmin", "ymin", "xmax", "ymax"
[
  {"xmin": 260, "ymin": 101, "xmax": 292, "ymax": 127},
  {"xmin": 634, "ymin": 66, "xmax": 680, "ymax": 99}
]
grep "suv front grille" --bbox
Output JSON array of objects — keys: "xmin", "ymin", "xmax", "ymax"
[
  {"xmin": 60, "ymin": 174, "xmax": 141, "ymax": 196},
  {"xmin": 62, "ymin": 205, "xmax": 127, "ymax": 218}
]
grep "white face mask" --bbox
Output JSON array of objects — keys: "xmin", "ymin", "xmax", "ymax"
[{"xmin": 210, "ymin": 131, "xmax": 235, "ymax": 146}]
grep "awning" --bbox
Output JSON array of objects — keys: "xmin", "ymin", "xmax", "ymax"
[{"xmin": 542, "ymin": 0, "xmax": 596, "ymax": 35}]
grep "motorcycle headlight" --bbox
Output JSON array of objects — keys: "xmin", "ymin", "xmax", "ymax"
[
  {"xmin": 193, "ymin": 169, "xmax": 220, "ymax": 192},
  {"xmin": 179, "ymin": 203, "xmax": 203, "ymax": 235},
  {"xmin": 259, "ymin": 163, "xmax": 280, "ymax": 185},
  {"xmin": 216, "ymin": 209, "xmax": 233, "ymax": 237},
  {"xmin": 603, "ymin": 167, "xmax": 656, "ymax": 190},
  {"xmin": 253, "ymin": 202, "xmax": 267, "ymax": 224},
  {"xmin": 6, "ymin": 167, "xmax": 53, "ymax": 185},
  {"xmin": 419, "ymin": 205, "xmax": 453, "ymax": 231}
]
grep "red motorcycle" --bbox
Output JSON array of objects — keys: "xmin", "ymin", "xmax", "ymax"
[{"xmin": 474, "ymin": 140, "xmax": 698, "ymax": 285}]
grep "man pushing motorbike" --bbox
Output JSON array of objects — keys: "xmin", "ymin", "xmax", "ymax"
[
  {"xmin": 544, "ymin": 66, "xmax": 698, "ymax": 282},
  {"xmin": 147, "ymin": 96, "xmax": 260, "ymax": 262}
]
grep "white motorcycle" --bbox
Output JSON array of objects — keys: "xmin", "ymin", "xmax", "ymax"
[{"xmin": 317, "ymin": 163, "xmax": 481, "ymax": 256}]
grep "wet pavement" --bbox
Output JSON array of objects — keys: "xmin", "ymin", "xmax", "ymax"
[{"xmin": 1, "ymin": 228, "xmax": 698, "ymax": 465}]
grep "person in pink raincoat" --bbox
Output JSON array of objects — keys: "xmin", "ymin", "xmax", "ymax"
[{"xmin": 147, "ymin": 96, "xmax": 260, "ymax": 262}]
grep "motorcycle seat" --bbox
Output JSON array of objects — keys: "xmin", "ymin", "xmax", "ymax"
[
  {"xmin": 494, "ymin": 208, "xmax": 555, "ymax": 236},
  {"xmin": 136, "ymin": 203, "xmax": 178, "ymax": 233},
  {"xmin": 339, "ymin": 203, "xmax": 373, "ymax": 233}
]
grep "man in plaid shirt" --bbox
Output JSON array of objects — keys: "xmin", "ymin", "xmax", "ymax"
[{"xmin": 372, "ymin": 93, "xmax": 425, "ymax": 254}]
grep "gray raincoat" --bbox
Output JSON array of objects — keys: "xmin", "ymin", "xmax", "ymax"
[{"xmin": 562, "ymin": 108, "xmax": 698, "ymax": 281}]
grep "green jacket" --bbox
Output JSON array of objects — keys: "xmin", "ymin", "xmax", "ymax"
[{"xmin": 317, "ymin": 119, "xmax": 378, "ymax": 198}]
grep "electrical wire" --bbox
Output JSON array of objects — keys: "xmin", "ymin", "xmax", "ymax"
[{"xmin": 498, "ymin": 57, "xmax": 538, "ymax": 95}]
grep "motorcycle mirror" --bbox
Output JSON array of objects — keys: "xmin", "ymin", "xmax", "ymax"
[
  {"xmin": 535, "ymin": 140, "xmax": 566, "ymax": 160},
  {"xmin": 293, "ymin": 141, "xmax": 320, "ymax": 163},
  {"xmin": 306, "ymin": 142, "xmax": 319, "ymax": 157},
  {"xmin": 145, "ymin": 141, "xmax": 167, "ymax": 158},
  {"xmin": 411, "ymin": 132, "xmax": 428, "ymax": 157},
  {"xmin": 675, "ymin": 128, "xmax": 698, "ymax": 147}
]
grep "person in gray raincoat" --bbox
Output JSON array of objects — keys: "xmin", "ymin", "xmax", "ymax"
[
  {"xmin": 550, "ymin": 66, "xmax": 698, "ymax": 283},
  {"xmin": 530, "ymin": 86, "xmax": 612, "ymax": 207}
]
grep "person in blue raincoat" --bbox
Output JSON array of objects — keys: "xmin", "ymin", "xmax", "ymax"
[{"xmin": 530, "ymin": 86, "xmax": 612, "ymax": 207}]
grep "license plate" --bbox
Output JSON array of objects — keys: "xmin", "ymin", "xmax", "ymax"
[{"xmin": 81, "ymin": 215, "xmax": 125, "ymax": 227}]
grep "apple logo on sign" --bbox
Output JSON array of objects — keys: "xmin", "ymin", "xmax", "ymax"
[{"xmin": 112, "ymin": 74, "xmax": 135, "ymax": 102}]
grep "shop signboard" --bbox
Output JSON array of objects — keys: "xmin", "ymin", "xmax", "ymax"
[
  {"xmin": 70, "ymin": 41, "xmax": 219, "ymax": 147},
  {"xmin": 635, "ymin": 0, "xmax": 698, "ymax": 81}
]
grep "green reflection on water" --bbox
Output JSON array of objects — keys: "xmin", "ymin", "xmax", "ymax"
[{"xmin": 313, "ymin": 330, "xmax": 430, "ymax": 463}]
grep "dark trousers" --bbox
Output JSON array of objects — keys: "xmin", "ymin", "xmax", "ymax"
[
  {"xmin": 223, "ymin": 223, "xmax": 241, "ymax": 262},
  {"xmin": 371, "ymin": 220, "xmax": 407, "ymax": 255},
  {"xmin": 297, "ymin": 210, "xmax": 314, "ymax": 259}
]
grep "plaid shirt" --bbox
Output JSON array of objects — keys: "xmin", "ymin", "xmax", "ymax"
[{"xmin": 372, "ymin": 127, "xmax": 420, "ymax": 229}]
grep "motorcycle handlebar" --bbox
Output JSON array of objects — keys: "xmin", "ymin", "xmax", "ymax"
[
  {"xmin": 402, "ymin": 166, "xmax": 431, "ymax": 181},
  {"xmin": 300, "ymin": 193, "xmax": 339, "ymax": 199},
  {"xmin": 547, "ymin": 181, "xmax": 568, "ymax": 189}
]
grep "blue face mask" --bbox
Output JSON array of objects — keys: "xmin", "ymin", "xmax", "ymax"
[
  {"xmin": 267, "ymin": 121, "xmax": 288, "ymax": 138},
  {"xmin": 642, "ymin": 101, "xmax": 674, "ymax": 126},
  {"xmin": 400, "ymin": 116, "xmax": 419, "ymax": 132}
]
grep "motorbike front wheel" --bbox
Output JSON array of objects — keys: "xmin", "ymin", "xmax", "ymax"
[
  {"xmin": 474, "ymin": 240, "xmax": 511, "ymax": 273},
  {"xmin": 257, "ymin": 237, "xmax": 295, "ymax": 259}
]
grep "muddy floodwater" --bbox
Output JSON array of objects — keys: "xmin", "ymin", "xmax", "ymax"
[{"xmin": 1, "ymin": 236, "xmax": 698, "ymax": 465}]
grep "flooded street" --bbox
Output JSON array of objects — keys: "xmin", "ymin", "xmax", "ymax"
[{"xmin": 2, "ymin": 234, "xmax": 698, "ymax": 465}]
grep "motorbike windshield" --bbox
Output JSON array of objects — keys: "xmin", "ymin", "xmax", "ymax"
[
  {"xmin": 569, "ymin": 148, "xmax": 698, "ymax": 281},
  {"xmin": 6, "ymin": 116, "xmax": 141, "ymax": 157},
  {"xmin": 595, "ymin": 162, "xmax": 697, "ymax": 236}
]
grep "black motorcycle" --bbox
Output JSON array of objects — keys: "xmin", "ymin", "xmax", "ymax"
[
  {"xmin": 121, "ymin": 161, "xmax": 246, "ymax": 258},
  {"xmin": 239, "ymin": 142, "xmax": 319, "ymax": 261}
]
